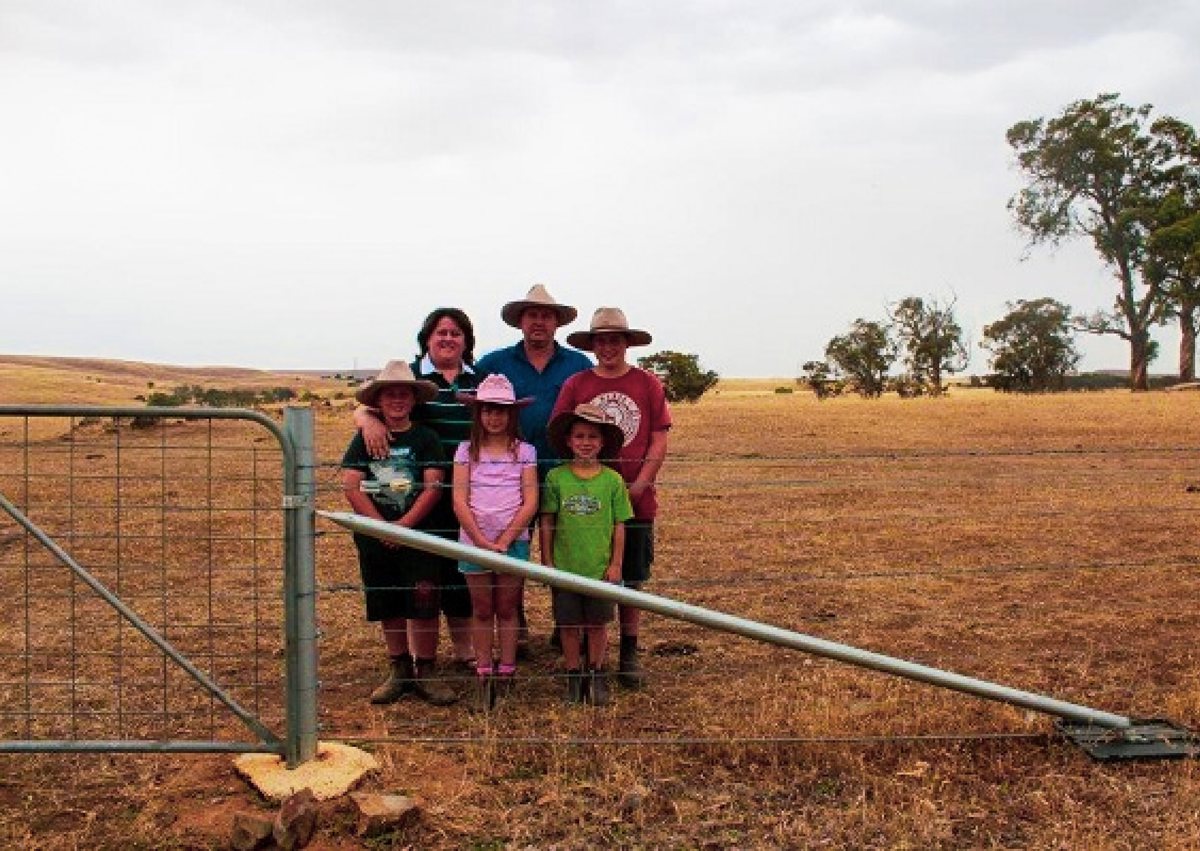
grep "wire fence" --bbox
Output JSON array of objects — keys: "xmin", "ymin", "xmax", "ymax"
[
  {"xmin": 311, "ymin": 433, "xmax": 1200, "ymax": 748},
  {"xmin": 2, "ymin": 405, "xmax": 1196, "ymax": 753}
]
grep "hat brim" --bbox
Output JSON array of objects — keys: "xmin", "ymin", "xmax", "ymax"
[
  {"xmin": 564, "ymin": 329, "xmax": 653, "ymax": 352},
  {"xmin": 454, "ymin": 391, "xmax": 534, "ymax": 408},
  {"xmin": 356, "ymin": 379, "xmax": 439, "ymax": 408},
  {"xmin": 546, "ymin": 410, "xmax": 625, "ymax": 461},
  {"xmin": 500, "ymin": 301, "xmax": 579, "ymax": 329}
]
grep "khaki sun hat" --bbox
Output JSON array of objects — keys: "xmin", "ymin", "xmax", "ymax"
[
  {"xmin": 500, "ymin": 284, "xmax": 579, "ymax": 328},
  {"xmin": 547, "ymin": 403, "xmax": 626, "ymax": 460},
  {"xmin": 354, "ymin": 360, "xmax": 439, "ymax": 407},
  {"xmin": 455, "ymin": 373, "xmax": 533, "ymax": 408},
  {"xmin": 564, "ymin": 307, "xmax": 653, "ymax": 351}
]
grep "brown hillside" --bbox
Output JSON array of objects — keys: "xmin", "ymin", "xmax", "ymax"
[{"xmin": 0, "ymin": 354, "xmax": 350, "ymax": 405}]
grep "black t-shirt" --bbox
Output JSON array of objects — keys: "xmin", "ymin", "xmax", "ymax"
[{"xmin": 341, "ymin": 423, "xmax": 444, "ymax": 523}]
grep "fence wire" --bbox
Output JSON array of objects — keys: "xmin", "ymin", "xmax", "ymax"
[
  {"xmin": 312, "ymin": 437, "xmax": 1200, "ymax": 748},
  {"xmin": 0, "ymin": 412, "xmax": 287, "ymax": 749},
  {"xmin": 3, "ymin": 408, "xmax": 1196, "ymax": 753}
]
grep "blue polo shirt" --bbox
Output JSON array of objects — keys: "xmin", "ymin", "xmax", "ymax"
[{"xmin": 476, "ymin": 341, "xmax": 592, "ymax": 474}]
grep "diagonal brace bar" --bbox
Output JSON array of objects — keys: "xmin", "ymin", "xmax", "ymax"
[
  {"xmin": 0, "ymin": 490, "xmax": 282, "ymax": 749},
  {"xmin": 319, "ymin": 510, "xmax": 1134, "ymax": 731}
]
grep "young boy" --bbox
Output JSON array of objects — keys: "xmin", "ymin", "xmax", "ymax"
[
  {"xmin": 341, "ymin": 360, "xmax": 458, "ymax": 706},
  {"xmin": 539, "ymin": 404, "xmax": 633, "ymax": 705},
  {"xmin": 554, "ymin": 307, "xmax": 672, "ymax": 689}
]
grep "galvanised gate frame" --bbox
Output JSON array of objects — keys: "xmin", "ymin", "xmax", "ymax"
[{"xmin": 0, "ymin": 406, "xmax": 317, "ymax": 767}]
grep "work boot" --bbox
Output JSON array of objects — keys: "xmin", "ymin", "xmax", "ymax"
[
  {"xmin": 412, "ymin": 658, "xmax": 458, "ymax": 706},
  {"xmin": 470, "ymin": 674, "xmax": 495, "ymax": 713},
  {"xmin": 587, "ymin": 666, "xmax": 611, "ymax": 707},
  {"xmin": 564, "ymin": 669, "xmax": 586, "ymax": 704},
  {"xmin": 369, "ymin": 653, "xmax": 414, "ymax": 704},
  {"xmin": 617, "ymin": 641, "xmax": 645, "ymax": 690}
]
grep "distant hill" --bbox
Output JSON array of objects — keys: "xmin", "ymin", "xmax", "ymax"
[{"xmin": 0, "ymin": 355, "xmax": 351, "ymax": 405}]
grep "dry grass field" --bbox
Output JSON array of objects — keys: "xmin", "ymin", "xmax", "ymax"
[{"xmin": 1, "ymin": 358, "xmax": 1199, "ymax": 848}]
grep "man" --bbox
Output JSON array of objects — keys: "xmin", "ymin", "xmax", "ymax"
[
  {"xmin": 476, "ymin": 284, "xmax": 592, "ymax": 476},
  {"xmin": 475, "ymin": 284, "xmax": 593, "ymax": 652},
  {"xmin": 552, "ymin": 307, "xmax": 671, "ymax": 689}
]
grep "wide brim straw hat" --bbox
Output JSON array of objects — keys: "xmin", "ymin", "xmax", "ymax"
[
  {"xmin": 500, "ymin": 284, "xmax": 579, "ymax": 328},
  {"xmin": 355, "ymin": 360, "xmax": 439, "ymax": 407},
  {"xmin": 564, "ymin": 307, "xmax": 653, "ymax": 351},
  {"xmin": 547, "ymin": 403, "xmax": 626, "ymax": 460},
  {"xmin": 455, "ymin": 373, "xmax": 534, "ymax": 408}
]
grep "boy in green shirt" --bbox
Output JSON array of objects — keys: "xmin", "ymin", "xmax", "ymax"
[{"xmin": 540, "ymin": 404, "xmax": 633, "ymax": 705}]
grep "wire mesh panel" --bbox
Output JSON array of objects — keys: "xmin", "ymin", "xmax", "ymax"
[{"xmin": 0, "ymin": 409, "xmax": 289, "ymax": 752}]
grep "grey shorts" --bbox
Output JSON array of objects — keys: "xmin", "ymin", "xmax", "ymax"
[{"xmin": 551, "ymin": 587, "xmax": 615, "ymax": 627}]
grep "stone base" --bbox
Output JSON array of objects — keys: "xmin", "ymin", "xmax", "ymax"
[{"xmin": 233, "ymin": 742, "xmax": 379, "ymax": 801}]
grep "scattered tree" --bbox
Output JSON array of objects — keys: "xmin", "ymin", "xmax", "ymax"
[
  {"xmin": 824, "ymin": 319, "xmax": 895, "ymax": 398},
  {"xmin": 982, "ymin": 298, "xmax": 1080, "ymax": 391},
  {"xmin": 798, "ymin": 360, "xmax": 843, "ymax": 399},
  {"xmin": 1007, "ymin": 93, "xmax": 1182, "ymax": 390},
  {"xmin": 888, "ymin": 295, "xmax": 968, "ymax": 394},
  {"xmin": 1144, "ymin": 116, "xmax": 1200, "ymax": 381},
  {"xmin": 637, "ymin": 351, "xmax": 719, "ymax": 403}
]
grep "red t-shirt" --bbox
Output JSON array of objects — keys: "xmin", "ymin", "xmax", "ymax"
[{"xmin": 552, "ymin": 367, "xmax": 672, "ymax": 519}]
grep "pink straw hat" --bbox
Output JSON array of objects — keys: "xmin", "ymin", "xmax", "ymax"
[{"xmin": 455, "ymin": 373, "xmax": 534, "ymax": 407}]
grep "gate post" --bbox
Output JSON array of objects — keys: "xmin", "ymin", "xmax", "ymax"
[{"xmin": 283, "ymin": 407, "xmax": 319, "ymax": 767}]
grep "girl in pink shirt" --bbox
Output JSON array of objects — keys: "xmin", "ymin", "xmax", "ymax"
[{"xmin": 452, "ymin": 374, "xmax": 539, "ymax": 710}]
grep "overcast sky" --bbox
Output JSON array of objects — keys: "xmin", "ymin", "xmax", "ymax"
[{"xmin": 3, "ymin": 1, "xmax": 1198, "ymax": 377}]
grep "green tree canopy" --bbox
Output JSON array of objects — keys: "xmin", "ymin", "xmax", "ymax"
[
  {"xmin": 824, "ymin": 319, "xmax": 894, "ymax": 398},
  {"xmin": 1145, "ymin": 117, "xmax": 1200, "ymax": 381},
  {"xmin": 1007, "ymin": 93, "xmax": 1184, "ymax": 390},
  {"xmin": 982, "ymin": 298, "xmax": 1080, "ymax": 392},
  {"xmin": 637, "ymin": 350, "xmax": 719, "ymax": 403},
  {"xmin": 888, "ymin": 295, "xmax": 968, "ymax": 394}
]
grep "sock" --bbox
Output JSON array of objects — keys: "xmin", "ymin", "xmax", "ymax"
[
  {"xmin": 620, "ymin": 635, "xmax": 638, "ymax": 656},
  {"xmin": 497, "ymin": 663, "xmax": 516, "ymax": 676},
  {"xmin": 476, "ymin": 664, "xmax": 494, "ymax": 677}
]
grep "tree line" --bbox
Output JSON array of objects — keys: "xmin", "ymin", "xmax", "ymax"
[
  {"xmin": 803, "ymin": 93, "xmax": 1198, "ymax": 398},
  {"xmin": 800, "ymin": 295, "xmax": 1080, "ymax": 398},
  {"xmin": 140, "ymin": 384, "xmax": 299, "ymax": 407}
]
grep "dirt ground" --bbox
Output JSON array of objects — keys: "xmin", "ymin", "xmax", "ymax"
[{"xmin": 2, "ymin": 380, "xmax": 1199, "ymax": 848}]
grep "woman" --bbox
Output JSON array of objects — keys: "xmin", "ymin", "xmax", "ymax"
[{"xmin": 354, "ymin": 308, "xmax": 480, "ymax": 670}]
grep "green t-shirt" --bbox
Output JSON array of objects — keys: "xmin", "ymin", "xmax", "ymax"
[{"xmin": 540, "ymin": 464, "xmax": 633, "ymax": 580}]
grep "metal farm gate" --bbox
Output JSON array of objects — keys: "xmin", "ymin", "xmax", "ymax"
[{"xmin": 0, "ymin": 406, "xmax": 317, "ymax": 767}]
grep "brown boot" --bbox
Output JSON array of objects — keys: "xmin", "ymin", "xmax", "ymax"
[
  {"xmin": 369, "ymin": 653, "xmax": 414, "ymax": 704},
  {"xmin": 469, "ymin": 673, "xmax": 495, "ymax": 713},
  {"xmin": 587, "ymin": 666, "xmax": 611, "ymax": 707},
  {"xmin": 412, "ymin": 658, "xmax": 459, "ymax": 706},
  {"xmin": 564, "ymin": 669, "xmax": 586, "ymax": 704},
  {"xmin": 617, "ymin": 641, "xmax": 645, "ymax": 690}
]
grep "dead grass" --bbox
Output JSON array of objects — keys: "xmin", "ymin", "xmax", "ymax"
[{"xmin": 1, "ymin": 360, "xmax": 1199, "ymax": 848}]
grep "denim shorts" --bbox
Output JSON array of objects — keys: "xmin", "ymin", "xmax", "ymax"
[{"xmin": 458, "ymin": 538, "xmax": 530, "ymax": 575}]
